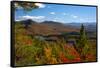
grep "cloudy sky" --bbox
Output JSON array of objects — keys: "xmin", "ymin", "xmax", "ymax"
[{"xmin": 14, "ymin": 2, "xmax": 96, "ymax": 23}]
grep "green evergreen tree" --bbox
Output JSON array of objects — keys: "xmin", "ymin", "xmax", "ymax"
[{"xmin": 75, "ymin": 24, "xmax": 89, "ymax": 60}]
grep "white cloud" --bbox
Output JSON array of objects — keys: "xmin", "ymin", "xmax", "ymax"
[
  {"xmin": 16, "ymin": 15, "xmax": 45, "ymax": 21},
  {"xmin": 71, "ymin": 15, "xmax": 78, "ymax": 19},
  {"xmin": 79, "ymin": 18, "xmax": 84, "ymax": 21},
  {"xmin": 62, "ymin": 13, "xmax": 67, "ymax": 15},
  {"xmin": 53, "ymin": 17, "xmax": 59, "ymax": 21},
  {"xmin": 35, "ymin": 3, "xmax": 45, "ymax": 8},
  {"xmin": 53, "ymin": 19, "xmax": 57, "ymax": 22},
  {"xmin": 52, "ymin": 17, "xmax": 65, "ymax": 23},
  {"xmin": 21, "ymin": 15, "xmax": 45, "ymax": 20},
  {"xmin": 50, "ymin": 12, "xmax": 56, "ymax": 15},
  {"xmin": 85, "ymin": 17, "xmax": 93, "ymax": 20}
]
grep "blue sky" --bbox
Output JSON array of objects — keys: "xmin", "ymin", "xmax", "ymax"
[{"xmin": 15, "ymin": 3, "xmax": 96, "ymax": 23}]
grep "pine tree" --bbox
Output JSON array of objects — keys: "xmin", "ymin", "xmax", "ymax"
[
  {"xmin": 80, "ymin": 24, "xmax": 88, "ymax": 50},
  {"xmin": 75, "ymin": 24, "xmax": 89, "ymax": 60}
]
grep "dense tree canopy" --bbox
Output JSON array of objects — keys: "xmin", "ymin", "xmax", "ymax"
[{"xmin": 14, "ymin": 2, "xmax": 39, "ymax": 11}]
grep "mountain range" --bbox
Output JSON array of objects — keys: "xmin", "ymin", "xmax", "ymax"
[{"xmin": 15, "ymin": 19, "xmax": 96, "ymax": 35}]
